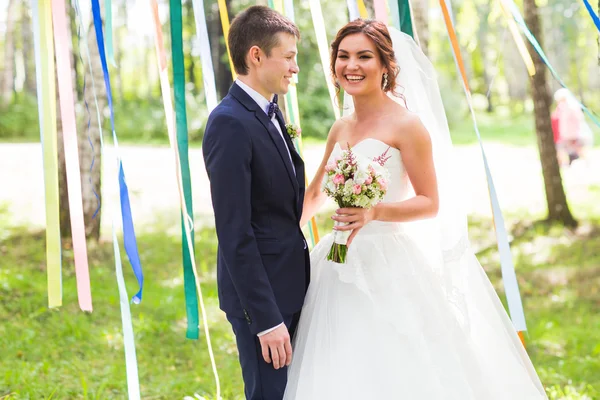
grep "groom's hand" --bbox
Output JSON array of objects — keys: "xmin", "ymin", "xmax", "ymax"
[{"xmin": 258, "ymin": 325, "xmax": 292, "ymax": 369}]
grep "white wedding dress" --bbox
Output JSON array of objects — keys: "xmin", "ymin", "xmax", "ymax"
[{"xmin": 283, "ymin": 139, "xmax": 548, "ymax": 399}]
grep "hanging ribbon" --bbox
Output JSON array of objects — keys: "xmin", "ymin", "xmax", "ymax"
[
  {"xmin": 276, "ymin": 0, "xmax": 320, "ymax": 246},
  {"xmin": 74, "ymin": 0, "xmax": 141, "ymax": 395},
  {"xmin": 51, "ymin": 0, "xmax": 92, "ymax": 312},
  {"xmin": 397, "ymin": 0, "xmax": 415, "ymax": 38},
  {"xmin": 347, "ymin": 0, "xmax": 360, "ymax": 20},
  {"xmin": 217, "ymin": 0, "xmax": 236, "ymax": 79},
  {"xmin": 91, "ymin": 0, "xmax": 144, "ymax": 304},
  {"xmin": 309, "ymin": 0, "xmax": 340, "ymax": 120},
  {"xmin": 32, "ymin": 0, "xmax": 62, "ymax": 309},
  {"xmin": 111, "ymin": 226, "xmax": 141, "ymax": 400},
  {"xmin": 501, "ymin": 0, "xmax": 600, "ymax": 128},
  {"xmin": 582, "ymin": 0, "xmax": 600, "ymax": 32},
  {"xmin": 191, "ymin": 0, "xmax": 218, "ymax": 111},
  {"xmin": 498, "ymin": 0, "xmax": 535, "ymax": 76},
  {"xmin": 170, "ymin": 0, "xmax": 200, "ymax": 340},
  {"xmin": 357, "ymin": 0, "xmax": 369, "ymax": 18},
  {"xmin": 106, "ymin": 0, "xmax": 116, "ymax": 66},
  {"xmin": 150, "ymin": 1, "xmax": 221, "ymax": 397},
  {"xmin": 438, "ymin": 0, "xmax": 528, "ymax": 336},
  {"xmin": 374, "ymin": 0, "xmax": 388, "ymax": 23},
  {"xmin": 388, "ymin": 0, "xmax": 401, "ymax": 29}
]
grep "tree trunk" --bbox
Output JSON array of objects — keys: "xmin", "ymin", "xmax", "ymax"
[
  {"xmin": 79, "ymin": 19, "xmax": 104, "ymax": 241},
  {"xmin": 1, "ymin": 0, "xmax": 18, "ymax": 104},
  {"xmin": 58, "ymin": 3, "xmax": 104, "ymax": 241},
  {"xmin": 411, "ymin": 0, "xmax": 429, "ymax": 56},
  {"xmin": 21, "ymin": 0, "xmax": 36, "ymax": 95},
  {"xmin": 209, "ymin": 1, "xmax": 233, "ymax": 100},
  {"xmin": 524, "ymin": 0, "xmax": 577, "ymax": 227},
  {"xmin": 69, "ymin": 3, "xmax": 83, "ymax": 100}
]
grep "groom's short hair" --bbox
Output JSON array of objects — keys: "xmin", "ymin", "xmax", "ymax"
[{"xmin": 228, "ymin": 6, "xmax": 300, "ymax": 75}]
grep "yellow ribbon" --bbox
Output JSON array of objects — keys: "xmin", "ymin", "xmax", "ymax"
[
  {"xmin": 499, "ymin": 0, "xmax": 536, "ymax": 76},
  {"xmin": 217, "ymin": 0, "xmax": 236, "ymax": 80},
  {"xmin": 36, "ymin": 0, "xmax": 62, "ymax": 308},
  {"xmin": 357, "ymin": 0, "xmax": 369, "ymax": 18}
]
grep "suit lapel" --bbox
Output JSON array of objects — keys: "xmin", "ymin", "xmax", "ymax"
[
  {"xmin": 275, "ymin": 110, "xmax": 305, "ymax": 186},
  {"xmin": 275, "ymin": 110, "xmax": 305, "ymax": 217},
  {"xmin": 229, "ymin": 84, "xmax": 299, "ymax": 198}
]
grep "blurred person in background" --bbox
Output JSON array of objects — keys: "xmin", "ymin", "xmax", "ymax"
[{"xmin": 551, "ymin": 88, "xmax": 593, "ymax": 167}]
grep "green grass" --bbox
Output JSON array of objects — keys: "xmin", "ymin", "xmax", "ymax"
[
  {"xmin": 448, "ymin": 112, "xmax": 536, "ymax": 146},
  {"xmin": 2, "ymin": 201, "xmax": 600, "ymax": 398}
]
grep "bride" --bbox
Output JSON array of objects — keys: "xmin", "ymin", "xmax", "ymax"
[{"xmin": 283, "ymin": 19, "xmax": 547, "ymax": 399}]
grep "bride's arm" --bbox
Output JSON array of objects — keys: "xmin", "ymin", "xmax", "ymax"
[
  {"xmin": 300, "ymin": 120, "xmax": 344, "ymax": 227},
  {"xmin": 333, "ymin": 115, "xmax": 439, "ymax": 242}
]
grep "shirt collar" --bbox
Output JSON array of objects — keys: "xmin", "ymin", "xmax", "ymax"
[{"xmin": 235, "ymin": 79, "xmax": 274, "ymax": 116}]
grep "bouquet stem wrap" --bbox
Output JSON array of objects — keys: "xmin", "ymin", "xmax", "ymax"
[{"xmin": 327, "ymin": 220, "xmax": 351, "ymax": 263}]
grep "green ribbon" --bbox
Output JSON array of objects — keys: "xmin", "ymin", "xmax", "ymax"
[
  {"xmin": 170, "ymin": 0, "xmax": 199, "ymax": 340},
  {"xmin": 397, "ymin": 0, "xmax": 415, "ymax": 38}
]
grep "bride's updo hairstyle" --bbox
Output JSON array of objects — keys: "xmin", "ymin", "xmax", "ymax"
[{"xmin": 330, "ymin": 19, "xmax": 400, "ymax": 95}]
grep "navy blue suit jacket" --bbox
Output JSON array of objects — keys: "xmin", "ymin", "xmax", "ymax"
[{"xmin": 202, "ymin": 83, "xmax": 310, "ymax": 335}]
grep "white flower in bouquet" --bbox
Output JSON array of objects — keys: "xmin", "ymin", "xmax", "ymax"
[{"xmin": 321, "ymin": 145, "xmax": 392, "ymax": 263}]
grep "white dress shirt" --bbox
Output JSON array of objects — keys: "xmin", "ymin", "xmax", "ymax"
[{"xmin": 235, "ymin": 79, "xmax": 289, "ymax": 337}]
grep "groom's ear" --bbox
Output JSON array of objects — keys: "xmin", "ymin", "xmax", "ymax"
[{"xmin": 248, "ymin": 46, "xmax": 263, "ymax": 67}]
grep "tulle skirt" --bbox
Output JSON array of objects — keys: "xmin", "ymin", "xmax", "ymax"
[{"xmin": 283, "ymin": 223, "xmax": 547, "ymax": 399}]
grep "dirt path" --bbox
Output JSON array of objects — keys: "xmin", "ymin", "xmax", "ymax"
[{"xmin": 1, "ymin": 143, "xmax": 598, "ymax": 236}]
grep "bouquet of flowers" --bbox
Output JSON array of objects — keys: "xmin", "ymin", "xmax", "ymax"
[{"xmin": 321, "ymin": 145, "xmax": 391, "ymax": 263}]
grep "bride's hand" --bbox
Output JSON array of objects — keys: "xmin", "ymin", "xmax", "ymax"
[{"xmin": 331, "ymin": 207, "xmax": 376, "ymax": 246}]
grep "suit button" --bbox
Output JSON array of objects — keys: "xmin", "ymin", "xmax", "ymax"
[{"xmin": 243, "ymin": 309, "xmax": 252, "ymax": 324}]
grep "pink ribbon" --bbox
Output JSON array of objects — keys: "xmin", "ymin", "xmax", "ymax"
[{"xmin": 51, "ymin": 0, "xmax": 92, "ymax": 312}]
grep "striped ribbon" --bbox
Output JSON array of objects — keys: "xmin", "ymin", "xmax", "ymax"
[
  {"xmin": 438, "ymin": 0, "xmax": 527, "ymax": 334},
  {"xmin": 150, "ymin": 2, "xmax": 221, "ymax": 397},
  {"xmin": 278, "ymin": 0, "xmax": 320, "ymax": 246},
  {"xmin": 498, "ymin": 0, "xmax": 535, "ymax": 76},
  {"xmin": 51, "ymin": 0, "xmax": 92, "ymax": 312},
  {"xmin": 191, "ymin": 0, "xmax": 218, "ymax": 111},
  {"xmin": 170, "ymin": 0, "xmax": 200, "ymax": 340},
  {"xmin": 217, "ymin": 0, "xmax": 236, "ymax": 79},
  {"xmin": 91, "ymin": 0, "xmax": 144, "ymax": 305},
  {"xmin": 32, "ymin": 0, "xmax": 62, "ymax": 309},
  {"xmin": 308, "ymin": 0, "xmax": 340, "ymax": 120},
  {"xmin": 501, "ymin": 0, "xmax": 600, "ymax": 129},
  {"xmin": 73, "ymin": 0, "xmax": 141, "ymax": 395}
]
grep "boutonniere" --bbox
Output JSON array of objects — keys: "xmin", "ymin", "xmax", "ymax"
[{"xmin": 285, "ymin": 123, "xmax": 301, "ymax": 140}]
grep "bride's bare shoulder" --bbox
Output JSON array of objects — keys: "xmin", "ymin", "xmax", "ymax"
[
  {"xmin": 389, "ymin": 105, "xmax": 431, "ymax": 148},
  {"xmin": 326, "ymin": 114, "xmax": 354, "ymax": 144}
]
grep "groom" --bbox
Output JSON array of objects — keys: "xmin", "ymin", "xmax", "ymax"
[{"xmin": 202, "ymin": 6, "xmax": 309, "ymax": 399}]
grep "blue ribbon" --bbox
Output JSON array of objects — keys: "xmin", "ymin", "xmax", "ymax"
[
  {"xmin": 582, "ymin": 0, "xmax": 600, "ymax": 32},
  {"xmin": 92, "ymin": 0, "xmax": 144, "ymax": 303}
]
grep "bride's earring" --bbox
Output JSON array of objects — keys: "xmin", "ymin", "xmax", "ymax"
[{"xmin": 382, "ymin": 73, "xmax": 389, "ymax": 90}]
